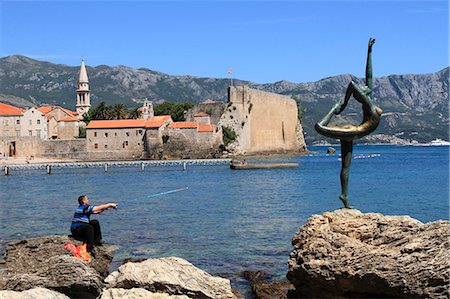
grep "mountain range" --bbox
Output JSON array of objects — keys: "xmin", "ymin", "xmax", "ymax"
[{"xmin": 0, "ymin": 55, "xmax": 448, "ymax": 144}]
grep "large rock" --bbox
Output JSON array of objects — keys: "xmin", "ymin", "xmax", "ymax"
[
  {"xmin": 105, "ymin": 257, "xmax": 236, "ymax": 299},
  {"xmin": 101, "ymin": 288, "xmax": 190, "ymax": 299},
  {"xmin": 0, "ymin": 236, "xmax": 113, "ymax": 298},
  {"xmin": 287, "ymin": 209, "xmax": 450, "ymax": 298},
  {"xmin": 242, "ymin": 270, "xmax": 293, "ymax": 299},
  {"xmin": 0, "ymin": 287, "xmax": 70, "ymax": 299}
]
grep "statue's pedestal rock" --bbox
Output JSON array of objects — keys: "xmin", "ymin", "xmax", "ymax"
[{"xmin": 287, "ymin": 209, "xmax": 450, "ymax": 298}]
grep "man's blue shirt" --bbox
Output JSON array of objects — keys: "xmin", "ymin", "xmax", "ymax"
[{"xmin": 71, "ymin": 204, "xmax": 95, "ymax": 228}]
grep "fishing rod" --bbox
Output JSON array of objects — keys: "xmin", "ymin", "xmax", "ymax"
[{"xmin": 119, "ymin": 187, "xmax": 189, "ymax": 204}]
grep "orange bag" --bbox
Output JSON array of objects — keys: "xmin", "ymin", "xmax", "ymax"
[{"xmin": 64, "ymin": 243, "xmax": 91, "ymax": 262}]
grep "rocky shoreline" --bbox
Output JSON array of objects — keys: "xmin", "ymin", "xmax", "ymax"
[{"xmin": 1, "ymin": 210, "xmax": 448, "ymax": 298}]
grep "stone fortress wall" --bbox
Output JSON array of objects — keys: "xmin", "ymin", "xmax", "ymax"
[{"xmin": 219, "ymin": 86, "xmax": 306, "ymax": 155}]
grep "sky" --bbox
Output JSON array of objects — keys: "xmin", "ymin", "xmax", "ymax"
[{"xmin": 0, "ymin": 0, "xmax": 448, "ymax": 84}]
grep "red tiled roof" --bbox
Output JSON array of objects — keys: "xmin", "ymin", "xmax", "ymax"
[
  {"xmin": 86, "ymin": 119, "xmax": 147, "ymax": 129},
  {"xmin": 0, "ymin": 103, "xmax": 24, "ymax": 116},
  {"xmin": 198, "ymin": 124, "xmax": 215, "ymax": 133},
  {"xmin": 59, "ymin": 116, "xmax": 80, "ymax": 122},
  {"xmin": 38, "ymin": 106, "xmax": 54, "ymax": 114},
  {"xmin": 167, "ymin": 122, "xmax": 199, "ymax": 129},
  {"xmin": 61, "ymin": 107, "xmax": 77, "ymax": 116},
  {"xmin": 46, "ymin": 114, "xmax": 55, "ymax": 121},
  {"xmin": 194, "ymin": 112, "xmax": 209, "ymax": 117},
  {"xmin": 38, "ymin": 106, "xmax": 77, "ymax": 117},
  {"xmin": 145, "ymin": 115, "xmax": 172, "ymax": 128}
]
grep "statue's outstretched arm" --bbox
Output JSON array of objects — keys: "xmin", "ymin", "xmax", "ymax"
[{"xmin": 365, "ymin": 38, "xmax": 375, "ymax": 96}]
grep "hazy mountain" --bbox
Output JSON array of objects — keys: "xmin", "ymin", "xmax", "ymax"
[{"xmin": 0, "ymin": 55, "xmax": 448, "ymax": 143}]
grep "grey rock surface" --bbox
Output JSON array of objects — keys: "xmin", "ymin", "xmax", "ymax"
[
  {"xmin": 101, "ymin": 288, "xmax": 190, "ymax": 299},
  {"xmin": 105, "ymin": 257, "xmax": 236, "ymax": 299},
  {"xmin": 287, "ymin": 209, "xmax": 450, "ymax": 298},
  {"xmin": 0, "ymin": 287, "xmax": 70, "ymax": 299},
  {"xmin": 1, "ymin": 235, "xmax": 112, "ymax": 298}
]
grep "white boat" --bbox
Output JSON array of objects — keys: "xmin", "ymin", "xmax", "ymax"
[{"xmin": 429, "ymin": 139, "xmax": 450, "ymax": 146}]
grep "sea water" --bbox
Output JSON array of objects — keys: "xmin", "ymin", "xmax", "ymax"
[{"xmin": 0, "ymin": 145, "xmax": 448, "ymax": 294}]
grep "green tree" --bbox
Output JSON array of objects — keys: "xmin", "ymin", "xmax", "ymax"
[
  {"xmin": 112, "ymin": 103, "xmax": 128, "ymax": 119},
  {"xmin": 92, "ymin": 101, "xmax": 113, "ymax": 120},
  {"xmin": 78, "ymin": 126, "xmax": 86, "ymax": 138},
  {"xmin": 154, "ymin": 102, "xmax": 194, "ymax": 121},
  {"xmin": 128, "ymin": 108, "xmax": 142, "ymax": 119},
  {"xmin": 222, "ymin": 126, "xmax": 237, "ymax": 146},
  {"xmin": 292, "ymin": 95, "xmax": 303, "ymax": 123}
]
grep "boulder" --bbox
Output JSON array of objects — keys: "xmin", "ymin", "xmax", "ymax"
[
  {"xmin": 1, "ymin": 236, "xmax": 113, "ymax": 298},
  {"xmin": 0, "ymin": 287, "xmax": 70, "ymax": 299},
  {"xmin": 101, "ymin": 288, "xmax": 190, "ymax": 299},
  {"xmin": 287, "ymin": 209, "xmax": 450, "ymax": 298},
  {"xmin": 242, "ymin": 270, "xmax": 293, "ymax": 299},
  {"xmin": 105, "ymin": 257, "xmax": 236, "ymax": 299}
]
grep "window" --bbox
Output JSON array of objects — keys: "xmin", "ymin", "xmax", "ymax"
[
  {"xmin": 126, "ymin": 132, "xmax": 130, "ymax": 137},
  {"xmin": 94, "ymin": 132, "xmax": 97, "ymax": 137},
  {"xmin": 115, "ymin": 132, "xmax": 117, "ymax": 136},
  {"xmin": 4, "ymin": 120, "xmax": 8, "ymax": 126},
  {"xmin": 36, "ymin": 129, "xmax": 41, "ymax": 138},
  {"xmin": 29, "ymin": 120, "xmax": 32, "ymax": 125},
  {"xmin": 105, "ymin": 132, "xmax": 108, "ymax": 137},
  {"xmin": 28, "ymin": 130, "xmax": 32, "ymax": 136},
  {"xmin": 16, "ymin": 119, "xmax": 20, "ymax": 125},
  {"xmin": 15, "ymin": 130, "xmax": 20, "ymax": 137},
  {"xmin": 37, "ymin": 119, "xmax": 41, "ymax": 125},
  {"xmin": 136, "ymin": 130, "xmax": 142, "ymax": 135},
  {"xmin": 94, "ymin": 143, "xmax": 98, "ymax": 149},
  {"xmin": 125, "ymin": 141, "xmax": 128, "ymax": 146},
  {"xmin": 104, "ymin": 144, "xmax": 108, "ymax": 149}
]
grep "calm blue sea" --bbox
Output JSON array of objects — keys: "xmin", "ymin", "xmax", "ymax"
[{"xmin": 0, "ymin": 145, "xmax": 448, "ymax": 295}]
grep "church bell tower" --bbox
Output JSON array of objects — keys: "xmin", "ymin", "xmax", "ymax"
[{"xmin": 76, "ymin": 57, "xmax": 91, "ymax": 116}]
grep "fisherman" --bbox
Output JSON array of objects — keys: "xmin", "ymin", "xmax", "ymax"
[{"xmin": 70, "ymin": 195, "xmax": 118, "ymax": 257}]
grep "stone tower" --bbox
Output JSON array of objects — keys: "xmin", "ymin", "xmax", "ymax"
[
  {"xmin": 76, "ymin": 57, "xmax": 91, "ymax": 116},
  {"xmin": 141, "ymin": 99, "xmax": 154, "ymax": 120}
]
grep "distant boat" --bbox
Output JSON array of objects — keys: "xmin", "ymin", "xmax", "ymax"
[
  {"xmin": 230, "ymin": 161, "xmax": 299, "ymax": 170},
  {"xmin": 429, "ymin": 139, "xmax": 450, "ymax": 146}
]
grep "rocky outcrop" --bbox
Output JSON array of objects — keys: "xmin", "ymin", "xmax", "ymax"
[
  {"xmin": 287, "ymin": 209, "xmax": 450, "ymax": 298},
  {"xmin": 105, "ymin": 257, "xmax": 236, "ymax": 299},
  {"xmin": 101, "ymin": 288, "xmax": 190, "ymax": 299},
  {"xmin": 0, "ymin": 287, "xmax": 70, "ymax": 299},
  {"xmin": 242, "ymin": 271, "xmax": 293, "ymax": 299},
  {"xmin": 0, "ymin": 236, "xmax": 112, "ymax": 298}
]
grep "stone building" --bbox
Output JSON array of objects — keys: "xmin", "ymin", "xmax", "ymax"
[
  {"xmin": 86, "ymin": 116, "xmax": 173, "ymax": 160},
  {"xmin": 20, "ymin": 107, "xmax": 48, "ymax": 139},
  {"xmin": 0, "ymin": 103, "xmax": 47, "ymax": 157},
  {"xmin": 38, "ymin": 106, "xmax": 80, "ymax": 139},
  {"xmin": 0, "ymin": 102, "xmax": 23, "ymax": 138},
  {"xmin": 57, "ymin": 116, "xmax": 82, "ymax": 139},
  {"xmin": 143, "ymin": 115, "xmax": 173, "ymax": 156},
  {"xmin": 158, "ymin": 117, "xmax": 222, "ymax": 159},
  {"xmin": 219, "ymin": 85, "xmax": 306, "ymax": 155}
]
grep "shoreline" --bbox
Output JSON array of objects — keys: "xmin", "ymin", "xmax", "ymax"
[{"xmin": 1, "ymin": 143, "xmax": 448, "ymax": 166}]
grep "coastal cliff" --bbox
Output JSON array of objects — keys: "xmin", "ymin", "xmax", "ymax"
[{"xmin": 287, "ymin": 209, "xmax": 450, "ymax": 298}]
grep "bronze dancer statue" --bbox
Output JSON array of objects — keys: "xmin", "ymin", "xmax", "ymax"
[{"xmin": 315, "ymin": 38, "xmax": 382, "ymax": 208}]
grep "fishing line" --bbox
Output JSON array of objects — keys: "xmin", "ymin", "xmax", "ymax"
[{"xmin": 118, "ymin": 187, "xmax": 189, "ymax": 208}]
